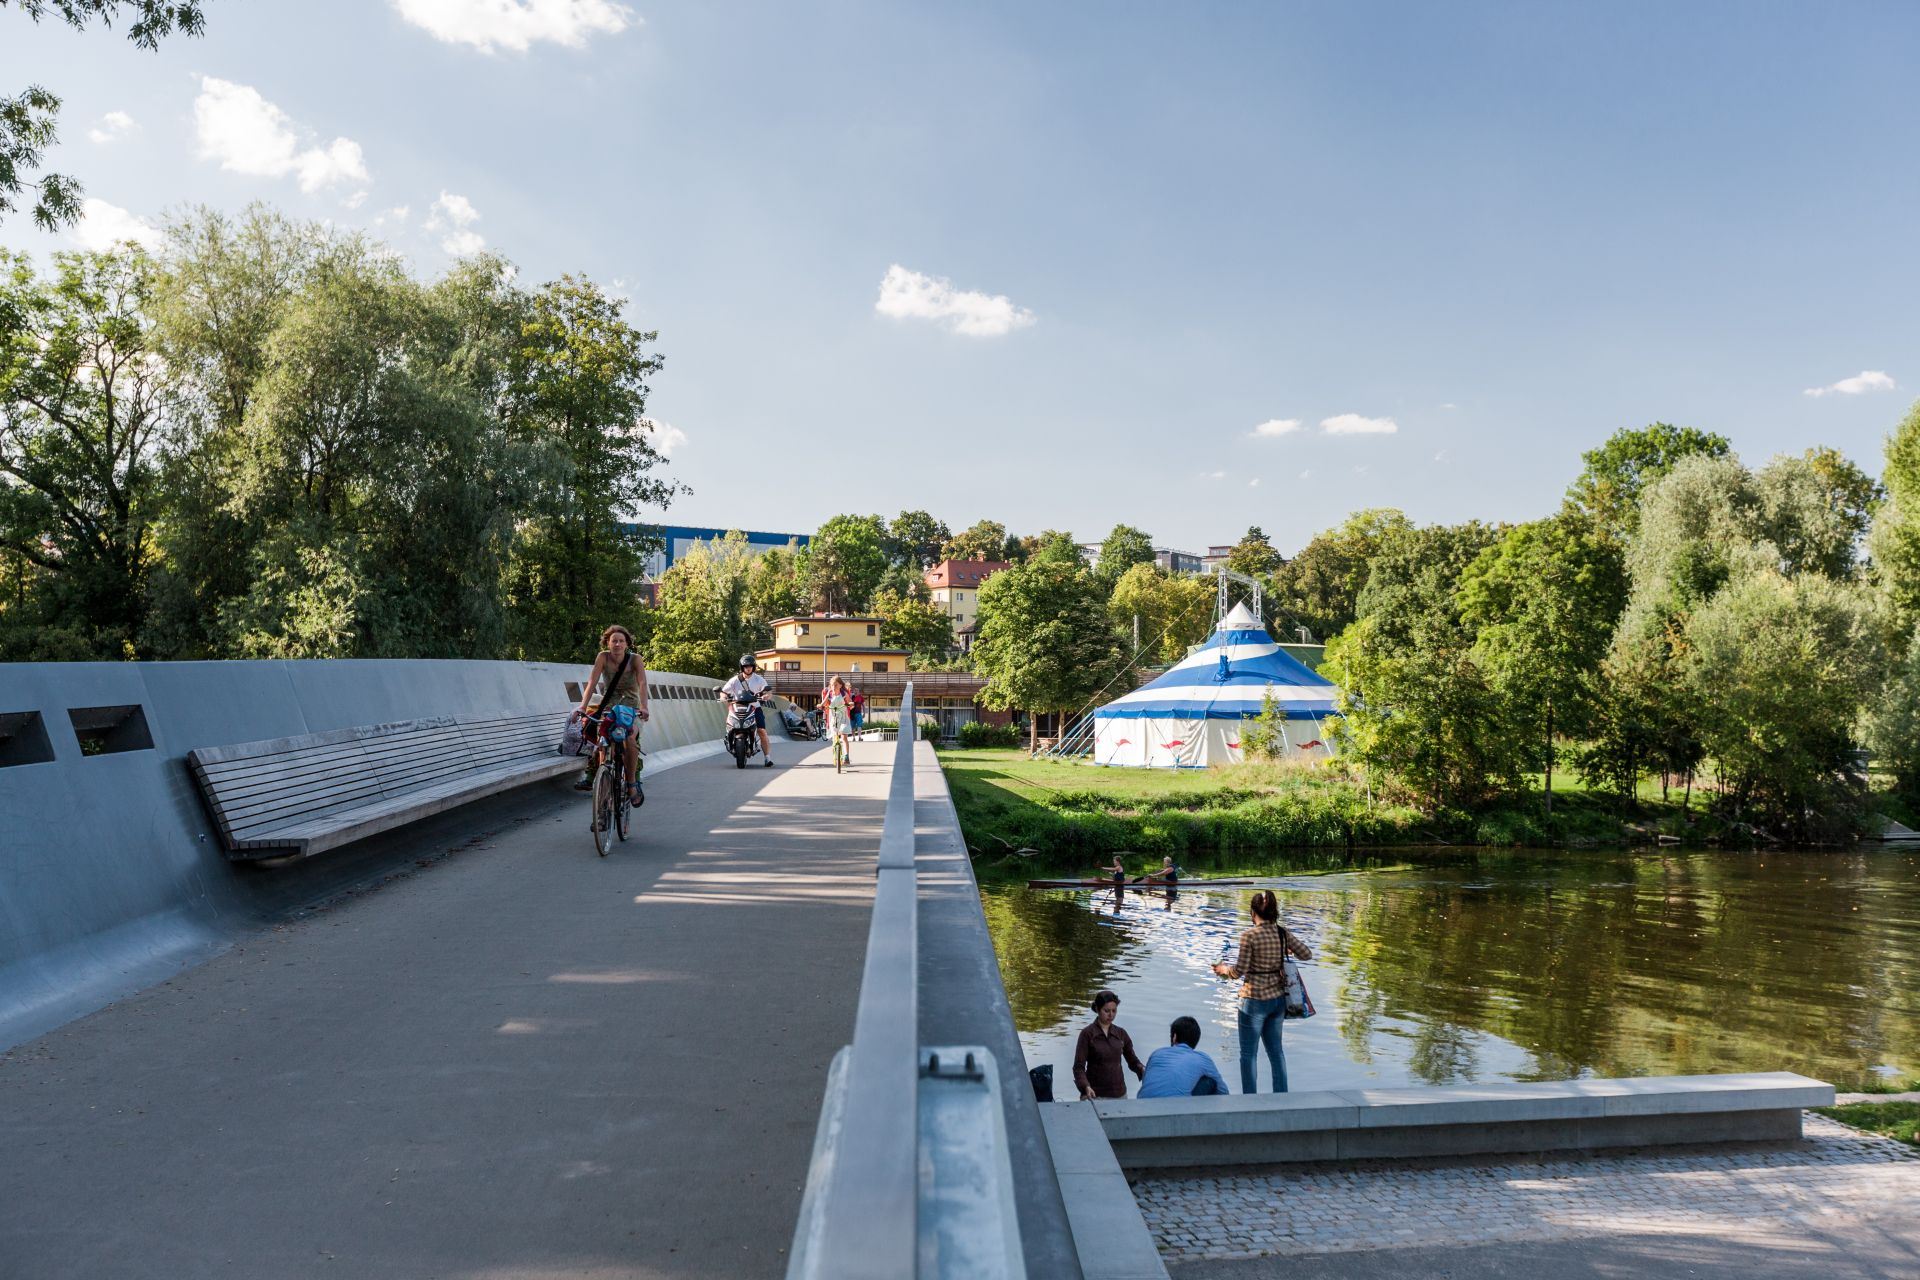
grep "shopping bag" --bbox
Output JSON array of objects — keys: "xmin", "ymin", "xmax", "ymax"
[
  {"xmin": 1283, "ymin": 955, "xmax": 1317, "ymax": 1019},
  {"xmin": 559, "ymin": 709, "xmax": 587, "ymax": 756}
]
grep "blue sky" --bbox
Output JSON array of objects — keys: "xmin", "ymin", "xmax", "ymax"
[{"xmin": 5, "ymin": 1, "xmax": 1917, "ymax": 553}]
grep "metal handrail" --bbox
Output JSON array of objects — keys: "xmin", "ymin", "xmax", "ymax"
[{"xmin": 795, "ymin": 683, "xmax": 922, "ymax": 1276}]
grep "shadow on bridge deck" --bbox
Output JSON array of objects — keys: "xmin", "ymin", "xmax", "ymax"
[{"xmin": 0, "ymin": 736, "xmax": 887, "ymax": 1279}]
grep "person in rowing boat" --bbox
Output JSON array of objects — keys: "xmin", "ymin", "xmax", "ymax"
[
  {"xmin": 1137, "ymin": 856, "xmax": 1183, "ymax": 885},
  {"xmin": 1104, "ymin": 855, "xmax": 1127, "ymax": 889}
]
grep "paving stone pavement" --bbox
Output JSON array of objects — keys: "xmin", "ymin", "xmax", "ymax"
[{"xmin": 1132, "ymin": 1114, "xmax": 1920, "ymax": 1264}]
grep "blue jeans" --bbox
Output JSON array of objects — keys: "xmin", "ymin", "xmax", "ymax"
[{"xmin": 1238, "ymin": 996, "xmax": 1288, "ymax": 1094}]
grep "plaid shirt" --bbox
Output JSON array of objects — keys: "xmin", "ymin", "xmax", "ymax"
[{"xmin": 1222, "ymin": 921, "xmax": 1312, "ymax": 1001}]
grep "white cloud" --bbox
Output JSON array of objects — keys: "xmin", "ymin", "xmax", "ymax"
[
  {"xmin": 641, "ymin": 418, "xmax": 687, "ymax": 457},
  {"xmin": 1434, "ymin": 450, "xmax": 1449, "ymax": 463},
  {"xmin": 194, "ymin": 77, "xmax": 369, "ymax": 192},
  {"xmin": 374, "ymin": 205, "xmax": 411, "ymax": 227},
  {"xmin": 874, "ymin": 264, "xmax": 1035, "ymax": 338},
  {"xmin": 71, "ymin": 198, "xmax": 158, "ymax": 250},
  {"xmin": 1804, "ymin": 370, "xmax": 1896, "ymax": 398},
  {"xmin": 1440, "ymin": 402, "xmax": 1458, "ymax": 411},
  {"xmin": 1248, "ymin": 477, "xmax": 1261, "ymax": 488},
  {"xmin": 1321, "ymin": 413, "xmax": 1399, "ymax": 436},
  {"xmin": 426, "ymin": 191, "xmax": 484, "ymax": 255},
  {"xmin": 343, "ymin": 189, "xmax": 369, "ymax": 210},
  {"xmin": 1202, "ymin": 470, "xmax": 1226, "ymax": 480},
  {"xmin": 87, "ymin": 111, "xmax": 137, "ymax": 144},
  {"xmin": 394, "ymin": 0, "xmax": 636, "ymax": 53},
  {"xmin": 1249, "ymin": 418, "xmax": 1301, "ymax": 438},
  {"xmin": 1298, "ymin": 469, "xmax": 1313, "ymax": 480}
]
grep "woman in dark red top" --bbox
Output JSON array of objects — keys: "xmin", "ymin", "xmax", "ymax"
[{"xmin": 1072, "ymin": 989, "xmax": 1145, "ymax": 1100}]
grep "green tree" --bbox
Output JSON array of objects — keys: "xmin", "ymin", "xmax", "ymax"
[
  {"xmin": 1458, "ymin": 514, "xmax": 1627, "ymax": 812},
  {"xmin": 801, "ymin": 513, "xmax": 888, "ymax": 612},
  {"xmin": 973, "ymin": 555, "xmax": 1123, "ymax": 750},
  {"xmin": 874, "ymin": 586, "xmax": 955, "ymax": 662},
  {"xmin": 0, "ymin": 246, "xmax": 166, "ymax": 655},
  {"xmin": 1268, "ymin": 508, "xmax": 1412, "ymax": 642},
  {"xmin": 500, "ymin": 274, "xmax": 675, "ymax": 659},
  {"xmin": 941, "ymin": 518, "xmax": 1008, "ymax": 563},
  {"xmin": 1869, "ymin": 401, "xmax": 1920, "ymax": 631},
  {"xmin": 1094, "ymin": 523, "xmax": 1155, "ymax": 587},
  {"xmin": 2, "ymin": 1, "xmax": 206, "ymax": 230},
  {"xmin": 1326, "ymin": 521, "xmax": 1514, "ymax": 810},
  {"xmin": 644, "ymin": 532, "xmax": 756, "ymax": 677},
  {"xmin": 1225, "ymin": 525, "xmax": 1282, "ymax": 578},
  {"xmin": 1106, "ymin": 561, "xmax": 1214, "ymax": 663},
  {"xmin": 1683, "ymin": 569, "xmax": 1883, "ymax": 829},
  {"xmin": 1566, "ymin": 423, "xmax": 1731, "ymax": 541},
  {"xmin": 884, "ymin": 509, "xmax": 949, "ymax": 570}
]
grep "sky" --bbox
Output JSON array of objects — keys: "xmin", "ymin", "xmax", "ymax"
[{"xmin": 4, "ymin": 1, "xmax": 1918, "ymax": 554}]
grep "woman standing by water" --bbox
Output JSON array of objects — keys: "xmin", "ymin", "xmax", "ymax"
[
  {"xmin": 1072, "ymin": 989, "xmax": 1144, "ymax": 1101},
  {"xmin": 1212, "ymin": 891, "xmax": 1312, "ymax": 1093}
]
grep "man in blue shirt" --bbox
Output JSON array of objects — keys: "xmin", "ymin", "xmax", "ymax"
[{"xmin": 1137, "ymin": 1016, "xmax": 1231, "ymax": 1098}]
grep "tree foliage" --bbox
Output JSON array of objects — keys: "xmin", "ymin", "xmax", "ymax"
[
  {"xmin": 1094, "ymin": 522, "xmax": 1154, "ymax": 586},
  {"xmin": 1106, "ymin": 561, "xmax": 1214, "ymax": 664},
  {"xmin": 1268, "ymin": 508, "xmax": 1411, "ymax": 642},
  {"xmin": 941, "ymin": 518, "xmax": 1009, "ymax": 563},
  {"xmin": 2, "ymin": 1, "xmax": 207, "ymax": 230},
  {"xmin": 973, "ymin": 554, "xmax": 1122, "ymax": 748},
  {"xmin": 1567, "ymin": 422, "xmax": 1731, "ymax": 541}
]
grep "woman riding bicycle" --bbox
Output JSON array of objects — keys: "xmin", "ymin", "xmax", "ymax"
[
  {"xmin": 577, "ymin": 624, "xmax": 650, "ymax": 806},
  {"xmin": 822, "ymin": 674, "xmax": 856, "ymax": 769}
]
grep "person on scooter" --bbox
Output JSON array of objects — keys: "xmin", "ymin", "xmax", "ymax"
[
  {"xmin": 718, "ymin": 654, "xmax": 775, "ymax": 766},
  {"xmin": 575, "ymin": 624, "xmax": 650, "ymax": 806}
]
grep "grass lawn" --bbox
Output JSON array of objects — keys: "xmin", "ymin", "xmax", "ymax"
[
  {"xmin": 1816, "ymin": 1100, "xmax": 1920, "ymax": 1145},
  {"xmin": 937, "ymin": 748, "xmax": 1710, "ymax": 870}
]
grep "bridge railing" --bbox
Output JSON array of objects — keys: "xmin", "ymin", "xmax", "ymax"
[{"xmin": 787, "ymin": 682, "xmax": 1047, "ymax": 1279}]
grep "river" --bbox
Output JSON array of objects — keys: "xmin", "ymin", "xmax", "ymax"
[{"xmin": 979, "ymin": 849, "xmax": 1920, "ymax": 1094}]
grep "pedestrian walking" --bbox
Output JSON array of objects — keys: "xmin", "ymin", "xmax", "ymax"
[
  {"xmin": 1212, "ymin": 891, "xmax": 1312, "ymax": 1093},
  {"xmin": 1072, "ymin": 989, "xmax": 1144, "ymax": 1101}
]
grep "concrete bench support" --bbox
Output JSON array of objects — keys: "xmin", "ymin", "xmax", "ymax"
[{"xmin": 1094, "ymin": 1072, "xmax": 1835, "ymax": 1170}]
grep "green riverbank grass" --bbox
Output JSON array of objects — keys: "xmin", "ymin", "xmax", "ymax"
[
  {"xmin": 1815, "ymin": 1100, "xmax": 1920, "ymax": 1145},
  {"xmin": 938, "ymin": 748, "xmax": 1708, "ymax": 870}
]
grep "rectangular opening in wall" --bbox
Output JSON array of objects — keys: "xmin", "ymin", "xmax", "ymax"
[
  {"xmin": 66, "ymin": 705, "xmax": 154, "ymax": 756},
  {"xmin": 564, "ymin": 681, "xmax": 583, "ymax": 701},
  {"xmin": 0, "ymin": 711, "xmax": 56, "ymax": 767}
]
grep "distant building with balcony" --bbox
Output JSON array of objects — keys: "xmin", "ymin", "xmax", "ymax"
[
  {"xmin": 1200, "ymin": 545, "xmax": 1236, "ymax": 574},
  {"xmin": 754, "ymin": 613, "xmax": 1000, "ymax": 737},
  {"xmin": 923, "ymin": 559, "xmax": 1011, "ymax": 651},
  {"xmin": 1155, "ymin": 547, "xmax": 1204, "ymax": 575}
]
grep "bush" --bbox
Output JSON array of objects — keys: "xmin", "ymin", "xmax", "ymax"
[{"xmin": 957, "ymin": 720, "xmax": 1022, "ymax": 749}]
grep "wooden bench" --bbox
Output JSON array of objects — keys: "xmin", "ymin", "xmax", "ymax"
[
  {"xmin": 188, "ymin": 708, "xmax": 578, "ymax": 860},
  {"xmin": 1092, "ymin": 1071, "xmax": 1834, "ymax": 1169}
]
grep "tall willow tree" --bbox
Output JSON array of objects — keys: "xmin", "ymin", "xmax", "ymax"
[{"xmin": 501, "ymin": 275, "xmax": 675, "ymax": 661}]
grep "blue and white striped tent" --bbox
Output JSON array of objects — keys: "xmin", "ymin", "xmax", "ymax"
[{"xmin": 1093, "ymin": 602, "xmax": 1340, "ymax": 768}]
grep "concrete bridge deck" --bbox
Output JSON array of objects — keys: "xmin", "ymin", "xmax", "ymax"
[{"xmin": 0, "ymin": 736, "xmax": 884, "ymax": 1279}]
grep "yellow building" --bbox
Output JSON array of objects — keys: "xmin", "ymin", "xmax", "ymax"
[
  {"xmin": 756, "ymin": 615, "xmax": 911, "ymax": 675},
  {"xmin": 923, "ymin": 559, "xmax": 1011, "ymax": 649}
]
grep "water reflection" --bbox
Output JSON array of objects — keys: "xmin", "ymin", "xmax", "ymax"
[{"xmin": 981, "ymin": 850, "xmax": 1920, "ymax": 1092}]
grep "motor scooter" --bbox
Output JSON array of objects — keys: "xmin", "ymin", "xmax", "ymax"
[{"xmin": 724, "ymin": 690, "xmax": 767, "ymax": 768}]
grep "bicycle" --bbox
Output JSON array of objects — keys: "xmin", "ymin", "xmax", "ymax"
[
  {"xmin": 589, "ymin": 707, "xmax": 639, "ymax": 857},
  {"xmin": 833, "ymin": 733, "xmax": 846, "ymax": 773}
]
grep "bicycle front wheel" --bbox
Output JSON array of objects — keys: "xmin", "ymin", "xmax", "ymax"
[
  {"xmin": 592, "ymin": 763, "xmax": 617, "ymax": 857},
  {"xmin": 616, "ymin": 772, "xmax": 631, "ymax": 842}
]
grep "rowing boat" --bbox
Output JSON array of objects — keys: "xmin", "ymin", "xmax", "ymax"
[{"xmin": 1023, "ymin": 877, "xmax": 1263, "ymax": 889}]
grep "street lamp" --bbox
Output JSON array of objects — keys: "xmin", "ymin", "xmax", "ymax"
[{"xmin": 822, "ymin": 632, "xmax": 842, "ymax": 686}]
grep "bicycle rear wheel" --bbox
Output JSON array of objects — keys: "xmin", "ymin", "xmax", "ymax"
[{"xmin": 592, "ymin": 763, "xmax": 617, "ymax": 857}]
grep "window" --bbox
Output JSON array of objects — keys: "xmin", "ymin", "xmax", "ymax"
[
  {"xmin": 67, "ymin": 705, "xmax": 154, "ymax": 756},
  {"xmin": 799, "ymin": 623, "xmax": 810, "ymax": 636},
  {"xmin": 781, "ymin": 661, "xmax": 801, "ymax": 671},
  {"xmin": 872, "ymin": 662, "xmax": 889, "ymax": 673},
  {"xmin": 0, "ymin": 711, "xmax": 55, "ymax": 767},
  {"xmin": 866, "ymin": 624, "xmax": 876, "ymax": 636}
]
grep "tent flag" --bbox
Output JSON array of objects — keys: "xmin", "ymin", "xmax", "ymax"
[{"xmin": 1092, "ymin": 602, "xmax": 1340, "ymax": 767}]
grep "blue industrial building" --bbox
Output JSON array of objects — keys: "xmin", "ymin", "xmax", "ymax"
[{"xmin": 630, "ymin": 524, "xmax": 811, "ymax": 579}]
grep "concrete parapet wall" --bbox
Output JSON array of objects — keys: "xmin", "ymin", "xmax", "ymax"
[
  {"xmin": 1095, "ymin": 1072, "xmax": 1834, "ymax": 1170},
  {"xmin": 0, "ymin": 659, "xmax": 727, "ymax": 1048}
]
